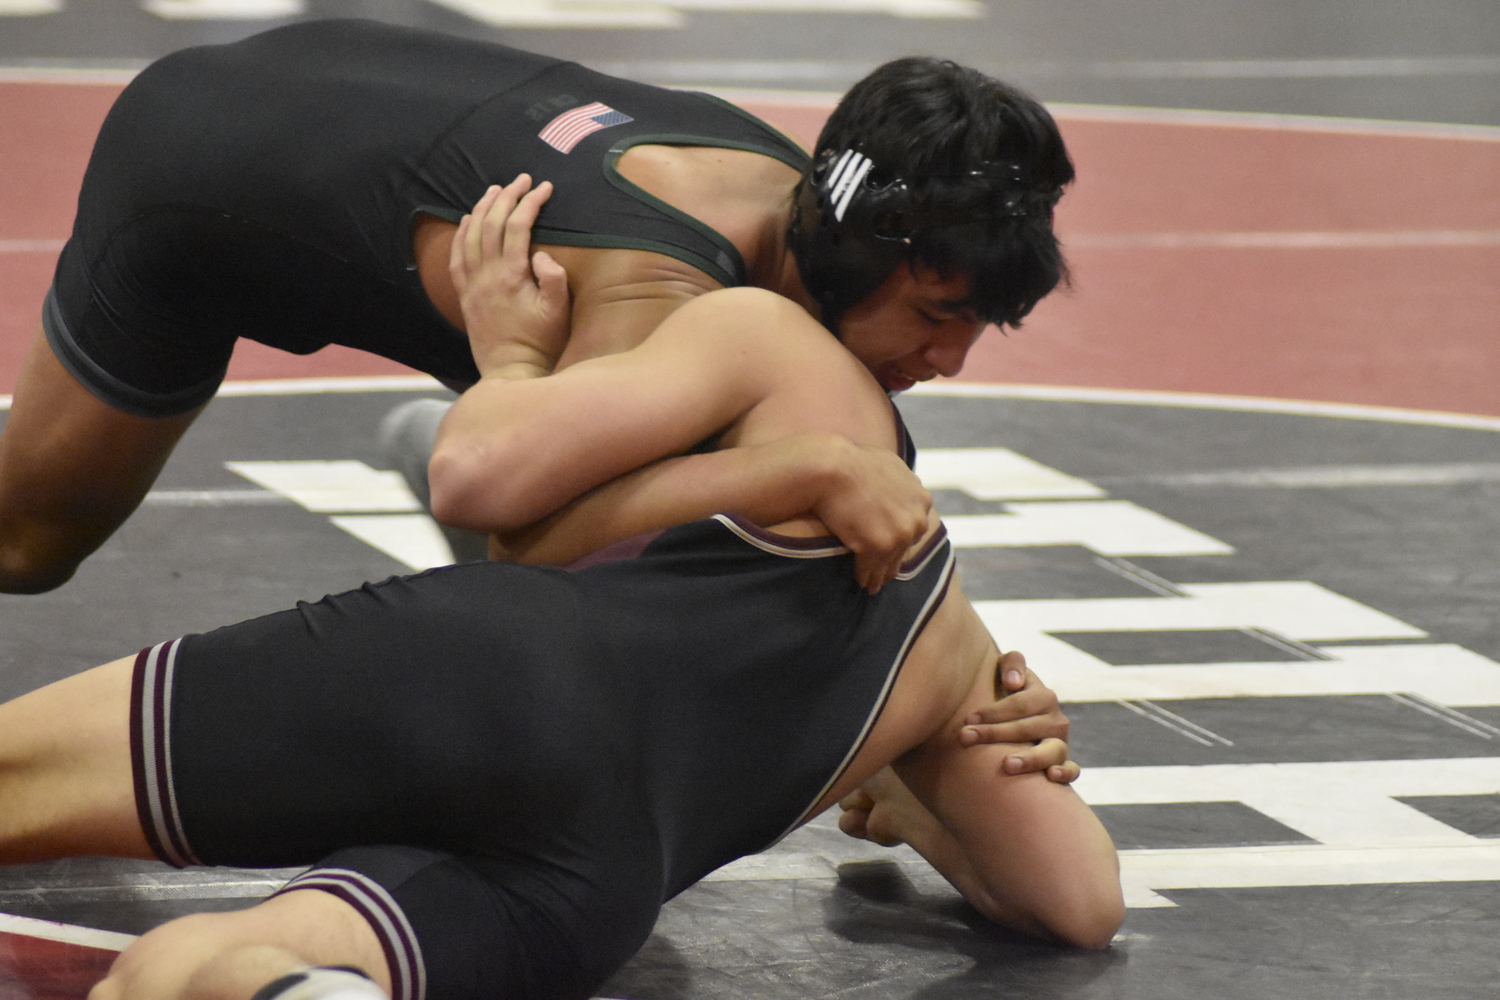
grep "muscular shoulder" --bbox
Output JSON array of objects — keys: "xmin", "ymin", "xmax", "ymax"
[
  {"xmin": 674, "ymin": 286, "xmax": 806, "ymax": 325},
  {"xmin": 553, "ymin": 247, "xmax": 724, "ymax": 365},
  {"xmin": 650, "ymin": 288, "xmax": 896, "ymax": 453},
  {"xmin": 658, "ymin": 288, "xmax": 849, "ymax": 373}
]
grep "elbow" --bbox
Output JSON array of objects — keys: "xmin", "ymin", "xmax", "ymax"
[
  {"xmin": 426, "ymin": 444, "xmax": 528, "ymax": 534},
  {"xmin": 425, "ymin": 449, "xmax": 472, "ymax": 528}
]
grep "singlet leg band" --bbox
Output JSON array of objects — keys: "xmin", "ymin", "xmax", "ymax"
[{"xmin": 128, "ymin": 639, "xmax": 202, "ymax": 868}]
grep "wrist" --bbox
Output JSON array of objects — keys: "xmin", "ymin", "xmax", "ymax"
[
  {"xmin": 804, "ymin": 433, "xmax": 864, "ymax": 509},
  {"xmin": 469, "ymin": 334, "xmax": 559, "ymax": 381}
]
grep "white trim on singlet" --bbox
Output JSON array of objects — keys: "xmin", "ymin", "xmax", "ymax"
[
  {"xmin": 711, "ymin": 512, "xmax": 949, "ymax": 582},
  {"xmin": 135, "ymin": 639, "xmax": 203, "ymax": 869},
  {"xmin": 773, "ymin": 541, "xmax": 957, "ymax": 842},
  {"xmin": 277, "ymin": 868, "xmax": 427, "ymax": 1000},
  {"xmin": 711, "ymin": 513, "xmax": 848, "ymax": 558}
]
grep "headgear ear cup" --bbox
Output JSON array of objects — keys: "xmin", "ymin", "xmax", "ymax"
[
  {"xmin": 790, "ymin": 150, "xmax": 911, "ymax": 332},
  {"xmin": 789, "ymin": 146, "xmax": 1068, "ymax": 333}
]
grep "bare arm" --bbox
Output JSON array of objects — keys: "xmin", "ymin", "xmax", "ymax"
[
  {"xmin": 431, "ymin": 293, "xmax": 777, "ymax": 532},
  {"xmin": 432, "ymin": 184, "xmax": 913, "ymax": 531},
  {"xmin": 432, "ymin": 180, "xmax": 936, "ymax": 588},
  {"xmin": 491, "ymin": 431, "xmax": 932, "ymax": 591},
  {"xmin": 431, "ymin": 182, "xmax": 789, "ymax": 534}
]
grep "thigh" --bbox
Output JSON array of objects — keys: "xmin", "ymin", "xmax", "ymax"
[
  {"xmin": 0, "ymin": 655, "xmax": 152, "ymax": 862},
  {"xmin": 141, "ymin": 565, "xmax": 618, "ymax": 869}
]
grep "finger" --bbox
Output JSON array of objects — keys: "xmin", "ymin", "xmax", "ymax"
[
  {"xmin": 875, "ymin": 512, "xmax": 921, "ymax": 594},
  {"xmin": 857, "ymin": 545, "xmax": 891, "ymax": 595},
  {"xmin": 465, "ymin": 185, "xmax": 504, "ymax": 274},
  {"xmin": 448, "ymin": 212, "xmax": 473, "ymax": 293},
  {"xmin": 961, "ymin": 719, "xmax": 1038, "ymax": 746},
  {"xmin": 965, "ymin": 695, "xmax": 1033, "ymax": 727},
  {"xmin": 965, "ymin": 707, "xmax": 1069, "ymax": 746},
  {"xmin": 1046, "ymin": 761, "xmax": 1082, "ymax": 785},
  {"xmin": 860, "ymin": 542, "xmax": 902, "ymax": 596},
  {"xmin": 479, "ymin": 177, "xmax": 530, "ymax": 266},
  {"xmin": 875, "ymin": 550, "xmax": 902, "ymax": 594},
  {"xmin": 997, "ymin": 651, "xmax": 1029, "ymax": 693},
  {"xmin": 966, "ymin": 682, "xmax": 1061, "ymax": 726},
  {"xmin": 968, "ymin": 688, "xmax": 1048, "ymax": 724},
  {"xmin": 532, "ymin": 251, "xmax": 569, "ymax": 305},
  {"xmin": 504, "ymin": 181, "xmax": 554, "ymax": 273},
  {"xmin": 1002, "ymin": 737, "xmax": 1071, "ymax": 775},
  {"xmin": 959, "ymin": 715, "xmax": 1057, "ymax": 746}
]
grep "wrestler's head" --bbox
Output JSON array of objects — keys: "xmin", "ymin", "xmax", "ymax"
[{"xmin": 787, "ymin": 57, "xmax": 1074, "ymax": 391}]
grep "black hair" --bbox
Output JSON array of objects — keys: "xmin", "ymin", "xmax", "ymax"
[{"xmin": 789, "ymin": 57, "xmax": 1075, "ymax": 330}]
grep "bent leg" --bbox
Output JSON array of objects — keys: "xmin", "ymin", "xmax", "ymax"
[
  {"xmin": 0, "ymin": 326, "xmax": 204, "ymax": 592},
  {"xmin": 0, "ymin": 655, "xmax": 152, "ymax": 862},
  {"xmin": 92, "ymin": 889, "xmax": 390, "ymax": 1000}
]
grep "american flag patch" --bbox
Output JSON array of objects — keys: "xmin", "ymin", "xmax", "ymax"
[{"xmin": 538, "ymin": 102, "xmax": 633, "ymax": 154}]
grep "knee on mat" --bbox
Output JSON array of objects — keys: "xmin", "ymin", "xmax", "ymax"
[{"xmin": 0, "ymin": 538, "xmax": 80, "ymax": 594}]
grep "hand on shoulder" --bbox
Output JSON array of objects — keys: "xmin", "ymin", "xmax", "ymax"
[{"xmin": 450, "ymin": 175, "xmax": 571, "ymax": 380}]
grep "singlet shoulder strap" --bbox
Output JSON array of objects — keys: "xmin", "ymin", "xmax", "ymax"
[{"xmin": 890, "ymin": 399, "xmax": 918, "ymax": 470}]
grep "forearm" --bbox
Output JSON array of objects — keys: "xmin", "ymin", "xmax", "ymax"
[
  {"xmin": 428, "ymin": 372, "xmax": 564, "ymax": 532},
  {"xmin": 492, "ymin": 432, "xmax": 852, "ymax": 565},
  {"xmin": 430, "ymin": 351, "xmax": 731, "ymax": 533},
  {"xmin": 430, "ymin": 299, "xmax": 769, "ymax": 534}
]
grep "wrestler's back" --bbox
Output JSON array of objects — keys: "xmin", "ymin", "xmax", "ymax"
[
  {"xmin": 61, "ymin": 20, "xmax": 565, "ymax": 388},
  {"xmin": 81, "ymin": 20, "xmax": 553, "ymax": 276},
  {"xmin": 414, "ymin": 143, "xmax": 805, "ymax": 365},
  {"xmin": 68, "ymin": 19, "xmax": 809, "ymax": 393}
]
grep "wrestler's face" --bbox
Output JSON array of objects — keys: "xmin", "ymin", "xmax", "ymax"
[{"xmin": 835, "ymin": 262, "xmax": 987, "ymax": 393}]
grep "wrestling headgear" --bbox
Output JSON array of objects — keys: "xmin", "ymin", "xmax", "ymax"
[{"xmin": 788, "ymin": 148, "xmax": 1063, "ymax": 330}]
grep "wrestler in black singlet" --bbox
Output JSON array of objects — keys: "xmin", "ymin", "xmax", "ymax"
[
  {"xmin": 47, "ymin": 19, "xmax": 807, "ymax": 416},
  {"xmin": 130, "ymin": 515, "xmax": 954, "ymax": 1000}
]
